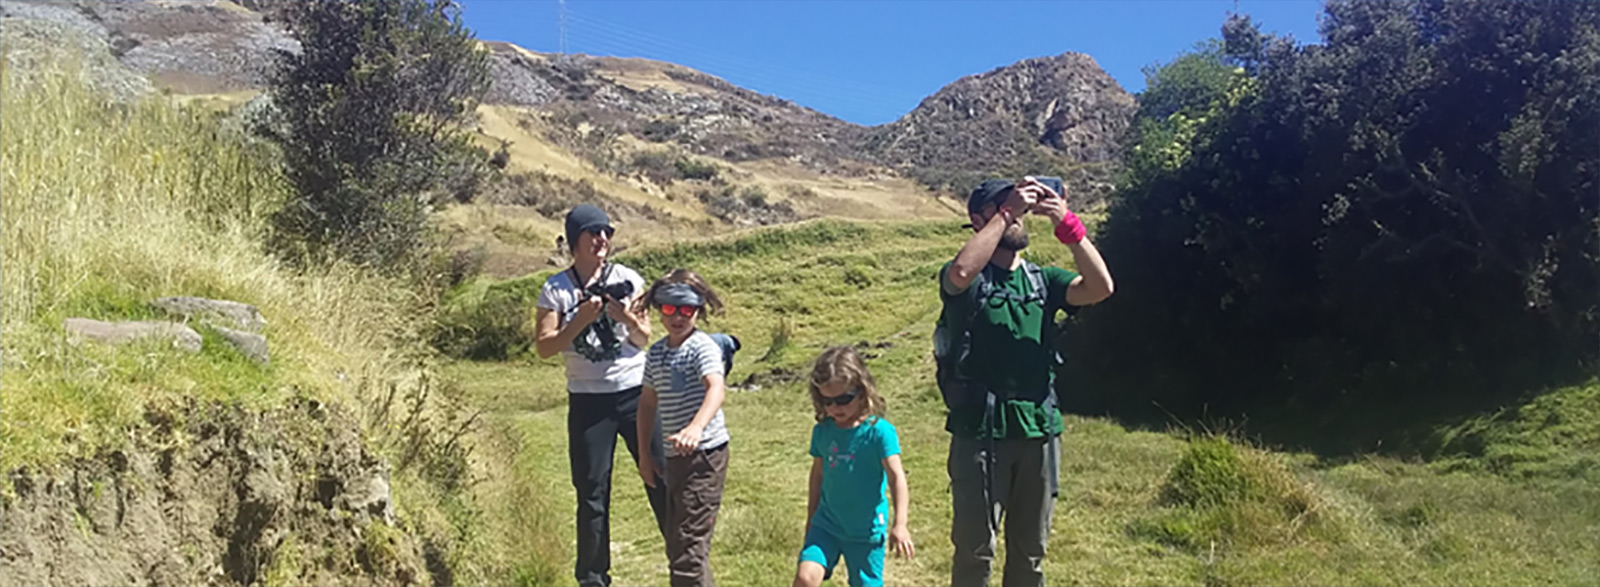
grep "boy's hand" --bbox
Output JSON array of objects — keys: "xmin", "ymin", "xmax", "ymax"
[
  {"xmin": 668, "ymin": 426, "xmax": 703, "ymax": 456},
  {"xmin": 889, "ymin": 523, "xmax": 914, "ymax": 560},
  {"xmin": 638, "ymin": 456, "xmax": 658, "ymax": 488}
]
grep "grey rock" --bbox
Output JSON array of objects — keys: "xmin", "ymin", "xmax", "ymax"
[
  {"xmin": 212, "ymin": 325, "xmax": 269, "ymax": 365},
  {"xmin": 0, "ymin": 5, "xmax": 154, "ymax": 103},
  {"xmin": 342, "ymin": 474, "xmax": 393, "ymax": 523},
  {"xmin": 64, "ymin": 318, "xmax": 202, "ymax": 353},
  {"xmin": 150, "ymin": 296, "xmax": 265, "ymax": 332}
]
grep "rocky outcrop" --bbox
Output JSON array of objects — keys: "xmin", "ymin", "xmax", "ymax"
[
  {"xmin": 150, "ymin": 296, "xmax": 267, "ymax": 332},
  {"xmin": 12, "ymin": 0, "xmax": 300, "ymax": 94},
  {"xmin": 0, "ymin": 1, "xmax": 154, "ymax": 102},
  {"xmin": 2, "ymin": 0, "xmax": 1137, "ymax": 200},
  {"xmin": 862, "ymin": 52, "xmax": 1137, "ymax": 202}
]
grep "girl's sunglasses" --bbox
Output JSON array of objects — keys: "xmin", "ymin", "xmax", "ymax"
[
  {"xmin": 660, "ymin": 304, "xmax": 700, "ymax": 317},
  {"xmin": 821, "ymin": 387, "xmax": 863, "ymax": 406}
]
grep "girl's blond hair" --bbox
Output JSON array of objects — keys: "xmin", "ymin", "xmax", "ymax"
[
  {"xmin": 643, "ymin": 267, "xmax": 725, "ymax": 319},
  {"xmin": 808, "ymin": 345, "xmax": 886, "ymax": 423}
]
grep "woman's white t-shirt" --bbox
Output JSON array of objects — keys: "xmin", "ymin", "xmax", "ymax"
[{"xmin": 535, "ymin": 263, "xmax": 648, "ymax": 394}]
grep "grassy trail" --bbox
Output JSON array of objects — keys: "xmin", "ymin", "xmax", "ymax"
[{"xmin": 447, "ymin": 219, "xmax": 1598, "ymax": 587}]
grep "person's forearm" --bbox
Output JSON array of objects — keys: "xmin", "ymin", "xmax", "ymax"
[
  {"xmin": 806, "ymin": 459, "xmax": 822, "ymax": 533},
  {"xmin": 948, "ymin": 215, "xmax": 1008, "ymax": 290},
  {"xmin": 623, "ymin": 310, "xmax": 650, "ymax": 347},
  {"xmin": 536, "ymin": 314, "xmax": 589, "ymax": 357},
  {"xmin": 891, "ymin": 467, "xmax": 910, "ymax": 528},
  {"xmin": 1068, "ymin": 237, "xmax": 1114, "ymax": 300},
  {"xmin": 637, "ymin": 387, "xmax": 658, "ymax": 444}
]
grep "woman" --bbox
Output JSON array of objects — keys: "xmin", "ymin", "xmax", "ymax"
[{"xmin": 534, "ymin": 204, "xmax": 669, "ymax": 587}]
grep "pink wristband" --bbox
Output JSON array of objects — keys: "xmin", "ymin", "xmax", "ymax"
[{"xmin": 1055, "ymin": 210, "xmax": 1086, "ymax": 244}]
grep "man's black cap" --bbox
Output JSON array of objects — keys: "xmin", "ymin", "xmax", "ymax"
[
  {"xmin": 968, "ymin": 178, "xmax": 1016, "ymax": 216},
  {"xmin": 962, "ymin": 178, "xmax": 1015, "ymax": 228}
]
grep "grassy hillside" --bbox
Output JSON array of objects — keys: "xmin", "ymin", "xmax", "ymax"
[
  {"xmin": 0, "ymin": 55, "xmax": 489, "ymax": 586},
  {"xmin": 444, "ymin": 219, "xmax": 1599, "ymax": 587},
  {"xmin": 168, "ymin": 93, "xmax": 961, "ymax": 280},
  {"xmin": 447, "ymin": 102, "xmax": 961, "ymax": 278}
]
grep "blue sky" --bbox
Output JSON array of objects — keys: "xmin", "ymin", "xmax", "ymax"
[{"xmin": 460, "ymin": 0, "xmax": 1326, "ymax": 126}]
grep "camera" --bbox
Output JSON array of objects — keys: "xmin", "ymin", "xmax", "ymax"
[
  {"xmin": 573, "ymin": 279, "xmax": 635, "ymax": 363},
  {"xmin": 1032, "ymin": 176, "xmax": 1064, "ymax": 199},
  {"xmin": 584, "ymin": 280, "xmax": 635, "ymax": 303}
]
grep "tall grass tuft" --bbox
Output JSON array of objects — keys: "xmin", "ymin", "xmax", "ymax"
[
  {"xmin": 0, "ymin": 53, "xmax": 439, "ymax": 480},
  {"xmin": 0, "ymin": 44, "xmax": 523, "ymax": 582}
]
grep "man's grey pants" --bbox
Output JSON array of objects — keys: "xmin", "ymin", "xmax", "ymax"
[{"xmin": 949, "ymin": 434, "xmax": 1061, "ymax": 587}]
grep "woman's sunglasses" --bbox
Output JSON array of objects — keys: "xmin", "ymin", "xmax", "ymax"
[
  {"xmin": 821, "ymin": 387, "xmax": 863, "ymax": 406},
  {"xmin": 659, "ymin": 304, "xmax": 700, "ymax": 317}
]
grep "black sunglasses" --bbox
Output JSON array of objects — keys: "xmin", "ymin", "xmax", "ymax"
[{"xmin": 821, "ymin": 387, "xmax": 863, "ymax": 406}]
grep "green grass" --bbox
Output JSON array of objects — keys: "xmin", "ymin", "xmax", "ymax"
[
  {"xmin": 0, "ymin": 55, "xmax": 301, "ymax": 472},
  {"xmin": 0, "ymin": 45, "xmax": 450, "ymax": 470},
  {"xmin": 446, "ymin": 217, "xmax": 1599, "ymax": 586}
]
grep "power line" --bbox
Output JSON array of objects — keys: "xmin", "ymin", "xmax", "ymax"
[
  {"xmin": 567, "ymin": 26, "xmax": 904, "ymax": 111},
  {"xmin": 562, "ymin": 7, "xmax": 922, "ymax": 116},
  {"xmin": 565, "ymin": 9, "xmax": 909, "ymax": 96}
]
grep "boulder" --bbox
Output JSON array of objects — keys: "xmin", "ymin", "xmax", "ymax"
[
  {"xmin": 150, "ymin": 296, "xmax": 266, "ymax": 332},
  {"xmin": 63, "ymin": 318, "xmax": 202, "ymax": 353},
  {"xmin": 213, "ymin": 325, "xmax": 269, "ymax": 365}
]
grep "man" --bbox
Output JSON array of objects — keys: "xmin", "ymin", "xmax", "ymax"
[
  {"xmin": 936, "ymin": 177, "xmax": 1114, "ymax": 587},
  {"xmin": 535, "ymin": 204, "xmax": 670, "ymax": 587}
]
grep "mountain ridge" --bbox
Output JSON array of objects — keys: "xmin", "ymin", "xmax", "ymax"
[{"xmin": 1, "ymin": 0, "xmax": 1135, "ymax": 200}]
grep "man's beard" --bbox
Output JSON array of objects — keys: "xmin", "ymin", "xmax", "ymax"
[{"xmin": 998, "ymin": 222, "xmax": 1029, "ymax": 251}]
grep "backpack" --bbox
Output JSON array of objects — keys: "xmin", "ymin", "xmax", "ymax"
[
  {"xmin": 933, "ymin": 260, "xmax": 1067, "ymax": 529},
  {"xmin": 707, "ymin": 332, "xmax": 742, "ymax": 379},
  {"xmin": 932, "ymin": 260, "xmax": 1064, "ymax": 418}
]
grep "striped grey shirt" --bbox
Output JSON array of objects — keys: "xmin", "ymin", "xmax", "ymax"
[{"xmin": 645, "ymin": 331, "xmax": 729, "ymax": 452}]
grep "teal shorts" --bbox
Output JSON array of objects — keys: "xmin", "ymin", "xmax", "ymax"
[{"xmin": 798, "ymin": 526, "xmax": 884, "ymax": 587}]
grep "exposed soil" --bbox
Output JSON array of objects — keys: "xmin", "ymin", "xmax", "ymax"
[{"xmin": 1, "ymin": 397, "xmax": 431, "ymax": 587}]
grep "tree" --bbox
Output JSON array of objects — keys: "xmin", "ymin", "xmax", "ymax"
[
  {"xmin": 262, "ymin": 0, "xmax": 492, "ymax": 269},
  {"xmin": 1064, "ymin": 0, "xmax": 1600, "ymax": 455}
]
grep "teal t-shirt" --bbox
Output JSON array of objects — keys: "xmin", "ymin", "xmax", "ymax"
[{"xmin": 808, "ymin": 416, "xmax": 901, "ymax": 543}]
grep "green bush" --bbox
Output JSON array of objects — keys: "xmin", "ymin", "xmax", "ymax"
[
  {"xmin": 1160, "ymin": 437, "xmax": 1255, "ymax": 508},
  {"xmin": 629, "ymin": 150, "xmax": 677, "ymax": 185},
  {"xmin": 640, "ymin": 117, "xmax": 681, "ymax": 142},
  {"xmin": 431, "ymin": 273, "xmax": 552, "ymax": 360},
  {"xmin": 674, "ymin": 158, "xmax": 719, "ymax": 181},
  {"xmin": 1132, "ymin": 434, "xmax": 1329, "ymax": 553}
]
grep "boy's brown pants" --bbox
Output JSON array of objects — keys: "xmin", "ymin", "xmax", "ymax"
[{"xmin": 664, "ymin": 442, "xmax": 729, "ymax": 587}]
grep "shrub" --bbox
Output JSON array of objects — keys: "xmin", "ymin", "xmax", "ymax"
[
  {"xmin": 674, "ymin": 157, "xmax": 719, "ymax": 181},
  {"xmin": 261, "ymin": 0, "xmax": 492, "ymax": 270},
  {"xmin": 430, "ymin": 273, "xmax": 551, "ymax": 360}
]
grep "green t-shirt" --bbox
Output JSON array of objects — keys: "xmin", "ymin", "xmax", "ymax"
[{"xmin": 938, "ymin": 259, "xmax": 1079, "ymax": 439}]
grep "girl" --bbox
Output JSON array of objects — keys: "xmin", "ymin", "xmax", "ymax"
[
  {"xmin": 793, "ymin": 346, "xmax": 914, "ymax": 587},
  {"xmin": 637, "ymin": 268, "xmax": 730, "ymax": 587}
]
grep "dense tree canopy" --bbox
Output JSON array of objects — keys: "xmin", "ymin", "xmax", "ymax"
[{"xmin": 1063, "ymin": 0, "xmax": 1599, "ymax": 455}]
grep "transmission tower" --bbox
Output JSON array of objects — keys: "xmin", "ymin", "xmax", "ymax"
[{"xmin": 559, "ymin": 0, "xmax": 567, "ymax": 54}]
